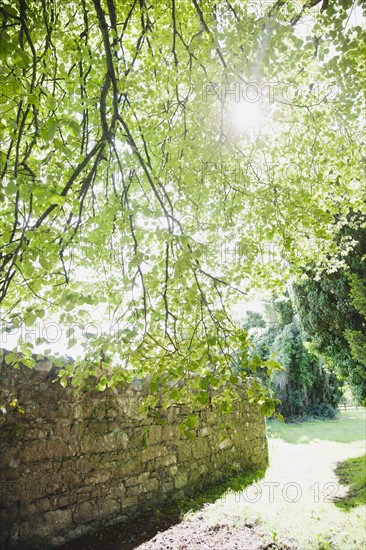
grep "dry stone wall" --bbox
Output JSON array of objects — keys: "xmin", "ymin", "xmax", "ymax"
[{"xmin": 0, "ymin": 354, "xmax": 268, "ymax": 549}]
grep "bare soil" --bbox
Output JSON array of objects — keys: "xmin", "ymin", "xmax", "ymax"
[
  {"xmin": 135, "ymin": 516, "xmax": 290, "ymax": 550},
  {"xmin": 58, "ymin": 510, "xmax": 294, "ymax": 550}
]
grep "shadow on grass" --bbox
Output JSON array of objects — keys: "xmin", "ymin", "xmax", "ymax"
[
  {"xmin": 176, "ymin": 468, "xmax": 266, "ymax": 515},
  {"xmin": 267, "ymin": 410, "xmax": 366, "ymax": 445},
  {"xmin": 333, "ymin": 454, "xmax": 366, "ymax": 510},
  {"xmin": 57, "ymin": 469, "xmax": 265, "ymax": 550}
]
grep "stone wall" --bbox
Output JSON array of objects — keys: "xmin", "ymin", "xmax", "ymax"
[{"xmin": 0, "ymin": 354, "xmax": 268, "ymax": 549}]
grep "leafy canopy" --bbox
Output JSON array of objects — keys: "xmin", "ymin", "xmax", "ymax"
[{"xmin": 0, "ymin": 0, "xmax": 365, "ymax": 411}]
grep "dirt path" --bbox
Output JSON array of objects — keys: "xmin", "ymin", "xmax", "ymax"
[
  {"xmin": 57, "ymin": 504, "xmax": 291, "ymax": 550},
  {"xmin": 134, "ymin": 518, "xmax": 292, "ymax": 550}
]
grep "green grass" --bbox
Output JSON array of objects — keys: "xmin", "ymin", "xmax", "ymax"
[
  {"xmin": 333, "ymin": 454, "xmax": 366, "ymax": 510},
  {"xmin": 189, "ymin": 409, "xmax": 366, "ymax": 549},
  {"xmin": 266, "ymin": 409, "xmax": 366, "ymax": 444}
]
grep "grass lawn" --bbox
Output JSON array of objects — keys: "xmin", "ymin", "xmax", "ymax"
[
  {"xmin": 266, "ymin": 409, "xmax": 366, "ymax": 444},
  {"xmin": 187, "ymin": 409, "xmax": 366, "ymax": 549}
]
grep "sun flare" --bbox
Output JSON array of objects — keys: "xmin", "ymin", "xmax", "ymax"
[{"xmin": 229, "ymin": 100, "xmax": 263, "ymax": 133}]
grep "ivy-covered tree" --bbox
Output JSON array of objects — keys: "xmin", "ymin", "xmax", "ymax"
[
  {"xmin": 0, "ymin": 0, "xmax": 365, "ymax": 414},
  {"xmin": 243, "ymin": 310, "xmax": 266, "ymax": 331},
  {"xmin": 294, "ymin": 220, "xmax": 366, "ymax": 404},
  {"xmin": 346, "ymin": 274, "xmax": 366, "ymax": 369},
  {"xmin": 249, "ymin": 297, "xmax": 342, "ymax": 418},
  {"xmin": 271, "ymin": 322, "xmax": 342, "ymax": 418}
]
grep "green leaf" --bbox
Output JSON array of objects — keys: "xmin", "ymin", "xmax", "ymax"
[
  {"xmin": 62, "ymin": 118, "xmax": 80, "ymax": 137},
  {"xmin": 197, "ymin": 391, "xmax": 209, "ymax": 405},
  {"xmin": 186, "ymin": 414, "xmax": 198, "ymax": 429},
  {"xmin": 96, "ymin": 376, "xmax": 108, "ymax": 391},
  {"xmin": 149, "ymin": 381, "xmax": 159, "ymax": 393},
  {"xmin": 260, "ymin": 401, "xmax": 276, "ymax": 417},
  {"xmin": 5, "ymin": 354, "xmax": 16, "ymax": 365},
  {"xmin": 40, "ymin": 118, "xmax": 57, "ymax": 142},
  {"xmin": 200, "ymin": 378, "xmax": 210, "ymax": 389},
  {"xmin": 48, "ymin": 194, "xmax": 65, "ymax": 206}
]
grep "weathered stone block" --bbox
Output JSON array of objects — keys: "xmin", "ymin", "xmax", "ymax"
[
  {"xmin": 140, "ymin": 444, "xmax": 166, "ymax": 463},
  {"xmin": 124, "ymin": 471, "xmax": 149, "ymax": 486},
  {"xmin": 88, "ymin": 470, "xmax": 111, "ymax": 484},
  {"xmin": 161, "ymin": 425, "xmax": 176, "ymax": 440},
  {"xmin": 177, "ymin": 442, "xmax": 192, "ymax": 462},
  {"xmin": 148, "ymin": 425, "xmax": 162, "ymax": 445},
  {"xmin": 191, "ymin": 439, "xmax": 210, "ymax": 459},
  {"xmin": 174, "ymin": 472, "xmax": 188, "ymax": 489},
  {"xmin": 125, "ymin": 484, "xmax": 142, "ymax": 496},
  {"xmin": 72, "ymin": 501, "xmax": 99, "ymax": 524},
  {"xmin": 19, "ymin": 508, "xmax": 72, "ymax": 540},
  {"xmin": 142, "ymin": 477, "xmax": 159, "ymax": 493},
  {"xmin": 98, "ymin": 496, "xmax": 121, "ymax": 519},
  {"xmin": 155, "ymin": 454, "xmax": 177, "ymax": 467},
  {"xmin": 121, "ymin": 495, "xmax": 138, "ymax": 509},
  {"xmin": 22, "ymin": 439, "xmax": 69, "ymax": 462},
  {"xmin": 111, "ymin": 482, "xmax": 126, "ymax": 499}
]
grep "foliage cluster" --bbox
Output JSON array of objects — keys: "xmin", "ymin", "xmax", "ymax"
[
  {"xmin": 243, "ymin": 299, "xmax": 342, "ymax": 419},
  {"xmin": 0, "ymin": 0, "xmax": 365, "ymax": 412},
  {"xmin": 294, "ymin": 219, "xmax": 366, "ymax": 404}
]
